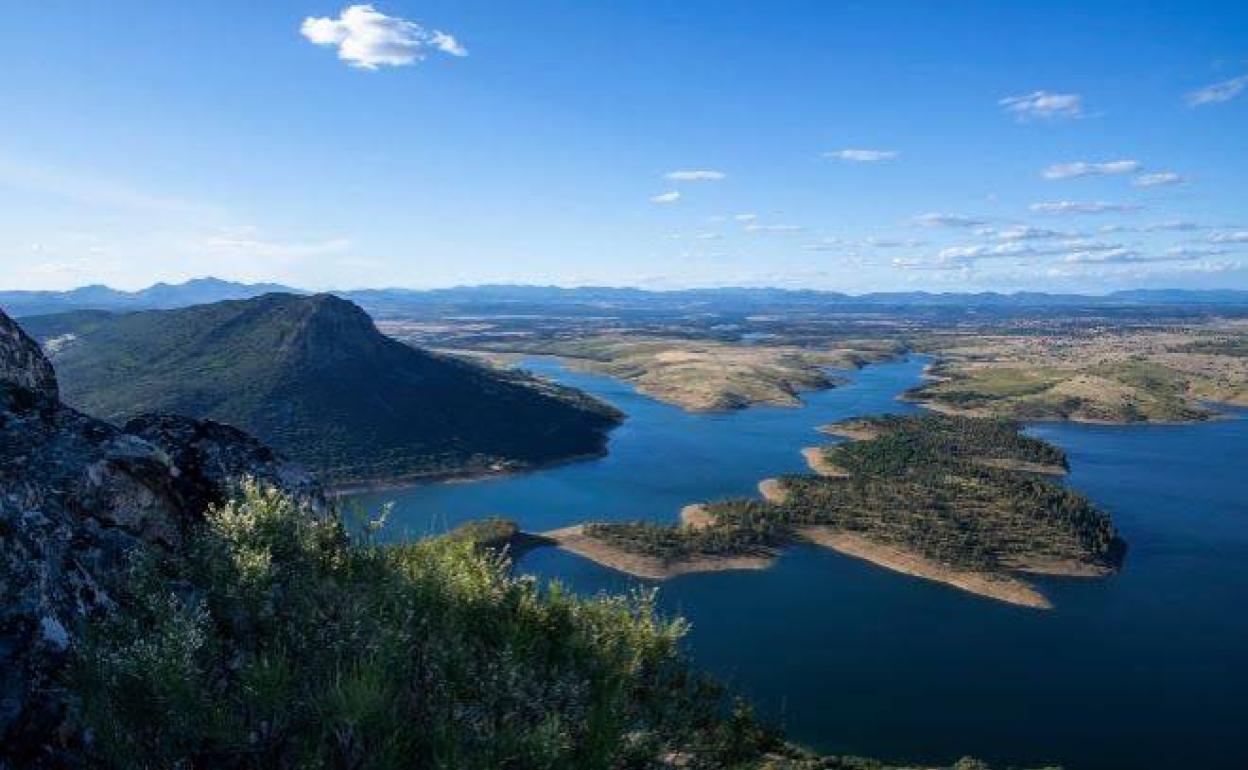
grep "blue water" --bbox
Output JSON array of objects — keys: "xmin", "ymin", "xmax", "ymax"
[{"xmin": 352, "ymin": 357, "xmax": 1248, "ymax": 770}]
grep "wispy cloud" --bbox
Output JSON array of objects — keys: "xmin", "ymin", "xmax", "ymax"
[
  {"xmin": 1041, "ymin": 160, "xmax": 1140, "ymax": 180},
  {"xmin": 1186, "ymin": 75, "xmax": 1248, "ymax": 106},
  {"xmin": 745, "ymin": 223, "xmax": 805, "ymax": 233},
  {"xmin": 1144, "ymin": 220, "xmax": 1202, "ymax": 231},
  {"xmin": 664, "ymin": 170, "xmax": 727, "ymax": 182},
  {"xmin": 0, "ymin": 155, "xmax": 215, "ymax": 217},
  {"xmin": 301, "ymin": 4, "xmax": 467, "ymax": 70},
  {"xmin": 823, "ymin": 149, "xmax": 899, "ymax": 162},
  {"xmin": 999, "ymin": 91, "xmax": 1084, "ymax": 121},
  {"xmin": 198, "ymin": 227, "xmax": 352, "ymax": 260},
  {"xmin": 733, "ymin": 213, "xmax": 758, "ymax": 223},
  {"xmin": 1210, "ymin": 230, "xmax": 1248, "ymax": 244},
  {"xmin": 649, "ymin": 191, "xmax": 681, "ymax": 204},
  {"xmin": 990, "ymin": 225, "xmax": 1069, "ymax": 241},
  {"xmin": 912, "ymin": 212, "xmax": 986, "ymax": 228},
  {"xmin": 864, "ymin": 237, "xmax": 924, "ymax": 248},
  {"xmin": 1133, "ymin": 171, "xmax": 1185, "ymax": 188},
  {"xmin": 1165, "ymin": 246, "xmax": 1229, "ymax": 259},
  {"xmin": 1030, "ymin": 201, "xmax": 1142, "ymax": 215}
]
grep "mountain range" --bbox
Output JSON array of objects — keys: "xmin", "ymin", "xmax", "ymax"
[
  {"xmin": 19, "ymin": 293, "xmax": 621, "ymax": 484},
  {"xmin": 4, "ymin": 278, "xmax": 1248, "ymax": 318}
]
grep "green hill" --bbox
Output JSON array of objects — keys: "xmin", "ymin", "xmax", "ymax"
[{"xmin": 22, "ymin": 294, "xmax": 621, "ymax": 484}]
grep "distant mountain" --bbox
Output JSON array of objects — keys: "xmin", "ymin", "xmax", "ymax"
[
  {"xmin": 0, "ymin": 277, "xmax": 297, "ymax": 317},
  {"xmin": 6, "ymin": 279, "xmax": 1248, "ymax": 320},
  {"xmin": 22, "ymin": 294, "xmax": 621, "ymax": 484}
]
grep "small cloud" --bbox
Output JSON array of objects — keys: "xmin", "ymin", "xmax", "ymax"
[
  {"xmin": 301, "ymin": 4, "xmax": 467, "ymax": 70},
  {"xmin": 999, "ymin": 91, "xmax": 1084, "ymax": 121},
  {"xmin": 650, "ymin": 191, "xmax": 681, "ymax": 204},
  {"xmin": 864, "ymin": 237, "xmax": 924, "ymax": 248},
  {"xmin": 1041, "ymin": 160, "xmax": 1140, "ymax": 180},
  {"xmin": 1062, "ymin": 247, "xmax": 1147, "ymax": 264},
  {"xmin": 1133, "ymin": 171, "xmax": 1186, "ymax": 188},
  {"xmin": 912, "ymin": 212, "xmax": 986, "ymax": 228},
  {"xmin": 992, "ymin": 225, "xmax": 1068, "ymax": 241},
  {"xmin": 1030, "ymin": 201, "xmax": 1142, "ymax": 215},
  {"xmin": 665, "ymin": 170, "xmax": 727, "ymax": 182},
  {"xmin": 1210, "ymin": 230, "xmax": 1248, "ymax": 244},
  {"xmin": 802, "ymin": 238, "xmax": 845, "ymax": 252},
  {"xmin": 1165, "ymin": 246, "xmax": 1229, "ymax": 259},
  {"xmin": 745, "ymin": 223, "xmax": 805, "ymax": 233},
  {"xmin": 1144, "ymin": 220, "xmax": 1201, "ymax": 231},
  {"xmin": 733, "ymin": 213, "xmax": 758, "ymax": 223},
  {"xmin": 1186, "ymin": 75, "xmax": 1248, "ymax": 106},
  {"xmin": 823, "ymin": 149, "xmax": 899, "ymax": 163},
  {"xmin": 694, "ymin": 232, "xmax": 723, "ymax": 240}
]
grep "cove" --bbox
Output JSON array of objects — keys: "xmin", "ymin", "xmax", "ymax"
[{"xmin": 350, "ymin": 356, "xmax": 1248, "ymax": 770}]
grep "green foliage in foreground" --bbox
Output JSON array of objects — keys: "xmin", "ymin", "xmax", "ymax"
[{"xmin": 70, "ymin": 482, "xmax": 781, "ymax": 770}]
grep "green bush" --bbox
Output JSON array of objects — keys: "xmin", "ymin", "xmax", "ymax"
[{"xmin": 71, "ymin": 481, "xmax": 770, "ymax": 770}]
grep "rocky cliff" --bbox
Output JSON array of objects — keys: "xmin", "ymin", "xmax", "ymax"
[{"xmin": 0, "ymin": 308, "xmax": 322, "ymax": 768}]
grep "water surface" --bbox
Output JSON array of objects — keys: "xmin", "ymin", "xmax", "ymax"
[{"xmin": 353, "ymin": 357, "xmax": 1248, "ymax": 770}]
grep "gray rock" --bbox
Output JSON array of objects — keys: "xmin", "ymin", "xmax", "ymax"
[{"xmin": 0, "ymin": 308, "xmax": 324, "ymax": 767}]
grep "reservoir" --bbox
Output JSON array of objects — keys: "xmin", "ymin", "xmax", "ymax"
[{"xmin": 351, "ymin": 356, "xmax": 1248, "ymax": 770}]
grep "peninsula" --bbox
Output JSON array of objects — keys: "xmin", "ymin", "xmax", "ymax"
[{"xmin": 526, "ymin": 414, "xmax": 1125, "ymax": 608}]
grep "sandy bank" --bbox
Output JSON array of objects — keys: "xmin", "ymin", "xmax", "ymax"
[
  {"xmin": 538, "ymin": 525, "xmax": 776, "ymax": 580},
  {"xmin": 816, "ymin": 423, "xmax": 881, "ymax": 441},
  {"xmin": 795, "ymin": 526, "xmax": 1053, "ymax": 610},
  {"xmin": 801, "ymin": 447, "xmax": 849, "ymax": 477},
  {"xmin": 758, "ymin": 478, "xmax": 789, "ymax": 504},
  {"xmin": 327, "ymin": 449, "xmax": 609, "ymax": 496},
  {"xmin": 679, "ymin": 503, "xmax": 714, "ymax": 529}
]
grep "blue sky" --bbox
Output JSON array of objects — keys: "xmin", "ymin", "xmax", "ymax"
[{"xmin": 1, "ymin": 1, "xmax": 1246, "ymax": 292}]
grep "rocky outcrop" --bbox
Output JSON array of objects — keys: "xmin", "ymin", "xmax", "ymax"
[
  {"xmin": 0, "ymin": 310, "xmax": 57, "ymax": 400},
  {"xmin": 0, "ymin": 308, "xmax": 321, "ymax": 768}
]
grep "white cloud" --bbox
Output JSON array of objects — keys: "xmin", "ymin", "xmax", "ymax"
[
  {"xmin": 992, "ymin": 225, "xmax": 1068, "ymax": 241},
  {"xmin": 649, "ymin": 191, "xmax": 681, "ymax": 204},
  {"xmin": 1062, "ymin": 247, "xmax": 1146, "ymax": 264},
  {"xmin": 301, "ymin": 5, "xmax": 467, "ymax": 70},
  {"xmin": 1030, "ymin": 201, "xmax": 1141, "ymax": 215},
  {"xmin": 1186, "ymin": 75, "xmax": 1248, "ymax": 106},
  {"xmin": 1040, "ymin": 160, "xmax": 1140, "ymax": 180},
  {"xmin": 745, "ymin": 223, "xmax": 805, "ymax": 233},
  {"xmin": 199, "ymin": 228, "xmax": 352, "ymax": 259},
  {"xmin": 1210, "ymin": 230, "xmax": 1248, "ymax": 244},
  {"xmin": 823, "ymin": 149, "xmax": 899, "ymax": 162},
  {"xmin": 1144, "ymin": 220, "xmax": 1202, "ymax": 231},
  {"xmin": 733, "ymin": 213, "xmax": 758, "ymax": 223},
  {"xmin": 664, "ymin": 170, "xmax": 726, "ymax": 182},
  {"xmin": 999, "ymin": 91, "xmax": 1084, "ymax": 121},
  {"xmin": 912, "ymin": 213, "xmax": 986, "ymax": 228},
  {"xmin": 864, "ymin": 237, "xmax": 924, "ymax": 248},
  {"xmin": 1165, "ymin": 246, "xmax": 1229, "ymax": 259},
  {"xmin": 1133, "ymin": 172, "xmax": 1185, "ymax": 188}
]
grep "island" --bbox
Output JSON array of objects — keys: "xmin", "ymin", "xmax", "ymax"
[{"xmin": 516, "ymin": 414, "xmax": 1126, "ymax": 609}]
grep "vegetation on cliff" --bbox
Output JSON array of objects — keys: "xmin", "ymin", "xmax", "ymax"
[{"xmin": 71, "ymin": 481, "xmax": 783, "ymax": 769}]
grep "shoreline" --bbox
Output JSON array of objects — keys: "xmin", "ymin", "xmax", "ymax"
[
  {"xmin": 538, "ymin": 524, "xmax": 776, "ymax": 580},
  {"xmin": 794, "ymin": 526, "xmax": 1053, "ymax": 610},
  {"xmin": 327, "ymin": 448, "xmax": 610, "ymax": 496},
  {"xmin": 758, "ymin": 477, "xmax": 788, "ymax": 504},
  {"xmin": 801, "ymin": 446, "xmax": 849, "ymax": 477}
]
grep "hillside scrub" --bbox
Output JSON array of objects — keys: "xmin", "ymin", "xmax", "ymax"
[{"xmin": 70, "ymin": 481, "xmax": 778, "ymax": 769}]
